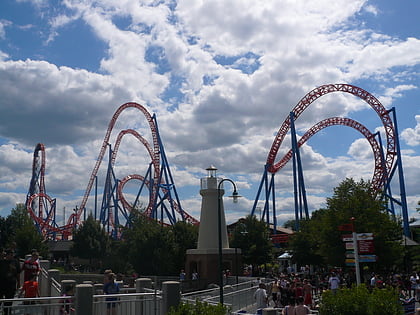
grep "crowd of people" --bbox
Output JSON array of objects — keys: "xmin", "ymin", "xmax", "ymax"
[
  {"xmin": 254, "ymin": 273, "xmax": 318, "ymax": 314},
  {"xmin": 253, "ymin": 268, "xmax": 420, "ymax": 314}
]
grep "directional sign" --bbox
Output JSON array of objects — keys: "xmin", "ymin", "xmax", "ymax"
[
  {"xmin": 342, "ymin": 234, "xmax": 353, "ymax": 242},
  {"xmin": 357, "ymin": 233, "xmax": 374, "ymax": 240},
  {"xmin": 359, "ymin": 255, "xmax": 377, "ymax": 262},
  {"xmin": 345, "ymin": 242, "xmax": 354, "ymax": 250},
  {"xmin": 346, "ymin": 251, "xmax": 355, "ymax": 258},
  {"xmin": 358, "ymin": 240, "xmax": 375, "ymax": 253}
]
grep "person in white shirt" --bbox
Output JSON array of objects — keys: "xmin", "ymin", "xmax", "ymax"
[
  {"xmin": 328, "ymin": 272, "xmax": 340, "ymax": 294},
  {"xmin": 254, "ymin": 283, "xmax": 268, "ymax": 310}
]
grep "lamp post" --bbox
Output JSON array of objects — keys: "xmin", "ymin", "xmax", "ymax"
[{"xmin": 217, "ymin": 178, "xmax": 240, "ymax": 305}]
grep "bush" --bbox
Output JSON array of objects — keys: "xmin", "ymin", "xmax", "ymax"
[
  {"xmin": 167, "ymin": 300, "xmax": 229, "ymax": 315},
  {"xmin": 319, "ymin": 284, "xmax": 403, "ymax": 315}
]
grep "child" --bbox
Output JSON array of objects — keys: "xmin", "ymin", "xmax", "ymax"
[
  {"xmin": 20, "ymin": 273, "xmax": 40, "ymax": 300},
  {"xmin": 60, "ymin": 285, "xmax": 75, "ymax": 315},
  {"xmin": 19, "ymin": 272, "xmax": 40, "ymax": 315}
]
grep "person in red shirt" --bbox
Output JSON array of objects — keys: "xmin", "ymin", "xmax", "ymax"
[
  {"xmin": 21, "ymin": 251, "xmax": 40, "ymax": 282},
  {"xmin": 19, "ymin": 273, "xmax": 40, "ymax": 304}
]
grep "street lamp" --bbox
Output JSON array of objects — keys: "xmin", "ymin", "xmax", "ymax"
[{"xmin": 217, "ymin": 178, "xmax": 240, "ymax": 305}]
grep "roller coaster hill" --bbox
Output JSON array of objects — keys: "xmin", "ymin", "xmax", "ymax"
[{"xmin": 25, "ymin": 84, "xmax": 411, "ymax": 241}]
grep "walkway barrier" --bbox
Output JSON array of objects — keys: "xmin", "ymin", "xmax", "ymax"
[
  {"xmin": 0, "ymin": 296, "xmax": 71, "ymax": 315},
  {"xmin": 182, "ymin": 279, "xmax": 277, "ymax": 313},
  {"xmin": 0, "ymin": 279, "xmax": 177, "ymax": 315}
]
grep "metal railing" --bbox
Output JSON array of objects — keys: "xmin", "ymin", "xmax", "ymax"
[
  {"xmin": 182, "ymin": 280, "xmax": 258, "ymax": 313},
  {"xmin": 0, "ymin": 296, "xmax": 73, "ymax": 315},
  {"xmin": 1, "ymin": 291, "xmax": 162, "ymax": 315},
  {"xmin": 93, "ymin": 292, "xmax": 161, "ymax": 315}
]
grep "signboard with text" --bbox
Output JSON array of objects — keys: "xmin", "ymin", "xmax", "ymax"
[
  {"xmin": 342, "ymin": 232, "xmax": 376, "ymax": 263},
  {"xmin": 358, "ymin": 240, "xmax": 375, "ymax": 253}
]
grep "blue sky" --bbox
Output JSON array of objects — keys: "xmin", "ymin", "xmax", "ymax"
[{"xmin": 0, "ymin": 0, "xmax": 419, "ymax": 228}]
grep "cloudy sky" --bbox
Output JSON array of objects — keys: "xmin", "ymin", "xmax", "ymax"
[{"xmin": 0, "ymin": 0, "xmax": 419, "ymax": 228}]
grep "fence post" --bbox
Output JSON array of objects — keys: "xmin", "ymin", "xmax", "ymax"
[
  {"xmin": 135, "ymin": 278, "xmax": 152, "ymax": 315},
  {"xmin": 75, "ymin": 284, "xmax": 93, "ymax": 315},
  {"xmin": 48, "ymin": 269, "xmax": 60, "ymax": 297},
  {"xmin": 161, "ymin": 281, "xmax": 180, "ymax": 315}
]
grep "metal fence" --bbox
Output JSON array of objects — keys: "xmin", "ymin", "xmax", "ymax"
[
  {"xmin": 182, "ymin": 280, "xmax": 258, "ymax": 313},
  {"xmin": 0, "ymin": 291, "xmax": 162, "ymax": 315},
  {"xmin": 0, "ymin": 296, "xmax": 72, "ymax": 315},
  {"xmin": 93, "ymin": 292, "xmax": 161, "ymax": 315}
]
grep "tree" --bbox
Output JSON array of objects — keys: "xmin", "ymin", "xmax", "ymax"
[
  {"xmin": 283, "ymin": 219, "xmax": 297, "ymax": 231},
  {"xmin": 230, "ymin": 215, "xmax": 273, "ymax": 275},
  {"xmin": 170, "ymin": 221, "xmax": 199, "ymax": 272},
  {"xmin": 70, "ymin": 214, "xmax": 110, "ymax": 267},
  {"xmin": 120, "ymin": 211, "xmax": 178, "ymax": 275},
  {"xmin": 1, "ymin": 204, "xmax": 47, "ymax": 258},
  {"xmin": 288, "ymin": 178, "xmax": 404, "ymax": 271}
]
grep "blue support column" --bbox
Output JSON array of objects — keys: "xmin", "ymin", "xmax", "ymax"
[{"xmin": 390, "ymin": 108, "xmax": 410, "ymax": 236}]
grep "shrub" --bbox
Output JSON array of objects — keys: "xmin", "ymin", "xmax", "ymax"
[
  {"xmin": 167, "ymin": 300, "xmax": 229, "ymax": 315},
  {"xmin": 319, "ymin": 284, "xmax": 403, "ymax": 315}
]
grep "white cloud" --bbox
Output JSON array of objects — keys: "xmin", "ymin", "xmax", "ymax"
[
  {"xmin": 379, "ymin": 85, "xmax": 417, "ymax": 107},
  {"xmin": 0, "ymin": 0, "xmax": 418, "ymax": 227},
  {"xmin": 0, "ymin": 20, "xmax": 11, "ymax": 39},
  {"xmin": 363, "ymin": 4, "xmax": 379, "ymax": 16},
  {"xmin": 402, "ymin": 116, "xmax": 420, "ymax": 147}
]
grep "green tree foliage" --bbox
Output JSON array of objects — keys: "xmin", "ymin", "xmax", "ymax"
[
  {"xmin": 170, "ymin": 221, "xmax": 199, "ymax": 271},
  {"xmin": 0, "ymin": 204, "xmax": 47, "ymax": 258},
  {"xmin": 288, "ymin": 178, "xmax": 404, "ymax": 271},
  {"xmin": 319, "ymin": 284, "xmax": 403, "ymax": 315},
  {"xmin": 168, "ymin": 301, "xmax": 228, "ymax": 315},
  {"xmin": 283, "ymin": 219, "xmax": 297, "ymax": 231},
  {"xmin": 103, "ymin": 238, "xmax": 134, "ymax": 274},
  {"xmin": 230, "ymin": 215, "xmax": 273, "ymax": 274},
  {"xmin": 119, "ymin": 210, "xmax": 198, "ymax": 276},
  {"xmin": 70, "ymin": 214, "xmax": 110, "ymax": 266}
]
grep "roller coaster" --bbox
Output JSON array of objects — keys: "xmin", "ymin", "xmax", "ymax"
[
  {"xmin": 26, "ymin": 103, "xmax": 199, "ymax": 239},
  {"xmin": 25, "ymin": 84, "xmax": 410, "ymax": 239},
  {"xmin": 251, "ymin": 84, "xmax": 409, "ymax": 236}
]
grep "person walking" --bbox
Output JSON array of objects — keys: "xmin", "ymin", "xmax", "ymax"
[
  {"xmin": 282, "ymin": 297, "xmax": 296, "ymax": 315},
  {"xmin": 302, "ymin": 279, "xmax": 313, "ymax": 309},
  {"xmin": 0, "ymin": 249, "xmax": 21, "ymax": 315},
  {"xmin": 294, "ymin": 296, "xmax": 310, "ymax": 314},
  {"xmin": 19, "ymin": 272, "xmax": 40, "ymax": 315},
  {"xmin": 103, "ymin": 272, "xmax": 119, "ymax": 315},
  {"xmin": 254, "ymin": 282, "xmax": 268, "ymax": 313},
  {"xmin": 21, "ymin": 250, "xmax": 40, "ymax": 282},
  {"xmin": 328, "ymin": 272, "xmax": 340, "ymax": 294},
  {"xmin": 271, "ymin": 279, "xmax": 280, "ymax": 307}
]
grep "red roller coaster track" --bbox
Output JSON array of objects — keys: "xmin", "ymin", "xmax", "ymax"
[
  {"xmin": 267, "ymin": 84, "xmax": 396, "ymax": 194},
  {"xmin": 26, "ymin": 143, "xmax": 58, "ymax": 237},
  {"xmin": 65, "ymin": 102, "xmax": 198, "ymax": 233},
  {"xmin": 274, "ymin": 117, "xmax": 385, "ymax": 192},
  {"xmin": 67, "ymin": 103, "xmax": 160, "ymax": 228},
  {"xmin": 267, "ymin": 84, "xmax": 396, "ymax": 184}
]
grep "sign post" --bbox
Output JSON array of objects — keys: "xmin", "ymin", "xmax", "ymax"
[
  {"xmin": 352, "ymin": 230, "xmax": 361, "ymax": 286},
  {"xmin": 340, "ymin": 218, "xmax": 361, "ymax": 286}
]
